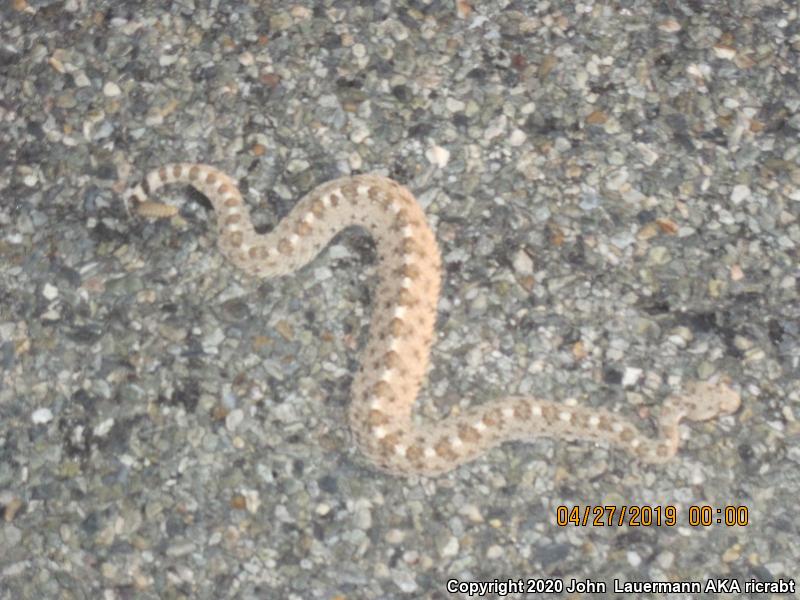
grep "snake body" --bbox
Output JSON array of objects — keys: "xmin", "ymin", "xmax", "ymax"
[{"xmin": 126, "ymin": 164, "xmax": 740, "ymax": 476}]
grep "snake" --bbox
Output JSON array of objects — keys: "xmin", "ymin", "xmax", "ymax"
[{"xmin": 125, "ymin": 163, "xmax": 740, "ymax": 476}]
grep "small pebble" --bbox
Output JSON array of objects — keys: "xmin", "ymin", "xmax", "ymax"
[
  {"xmin": 32, "ymin": 408, "xmax": 53, "ymax": 424},
  {"xmin": 93, "ymin": 418, "xmax": 115, "ymax": 437},
  {"xmin": 385, "ymin": 529, "xmax": 405, "ymax": 544},
  {"xmin": 512, "ymin": 249, "xmax": 534, "ymax": 275},
  {"xmin": 446, "ymin": 97, "xmax": 465, "ymax": 112},
  {"xmin": 730, "ymin": 184, "xmax": 750, "ymax": 204},
  {"xmin": 73, "ymin": 71, "xmax": 90, "ymax": 87},
  {"xmin": 42, "ymin": 283, "xmax": 58, "ymax": 300},
  {"xmin": 103, "ymin": 81, "xmax": 121, "ymax": 97},
  {"xmin": 658, "ymin": 18, "xmax": 681, "ymax": 32},
  {"xmin": 241, "ymin": 489, "xmax": 261, "ymax": 514},
  {"xmin": 486, "ymin": 545, "xmax": 504, "ymax": 559},
  {"xmin": 426, "ymin": 145, "xmax": 450, "ymax": 168},
  {"xmin": 225, "ymin": 408, "xmax": 244, "ymax": 431},
  {"xmin": 508, "ymin": 129, "xmax": 527, "ymax": 146},
  {"xmin": 713, "ymin": 44, "xmax": 737, "ymax": 60},
  {"xmin": 439, "ymin": 535, "xmax": 459, "ymax": 558},
  {"xmin": 622, "ymin": 367, "xmax": 643, "ymax": 387},
  {"xmin": 352, "ymin": 43, "xmax": 366, "ymax": 58}
]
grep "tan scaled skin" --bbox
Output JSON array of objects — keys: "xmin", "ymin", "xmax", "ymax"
[{"xmin": 126, "ymin": 164, "xmax": 740, "ymax": 476}]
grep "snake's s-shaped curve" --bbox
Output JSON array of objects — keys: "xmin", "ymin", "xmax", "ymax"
[{"xmin": 126, "ymin": 164, "xmax": 740, "ymax": 476}]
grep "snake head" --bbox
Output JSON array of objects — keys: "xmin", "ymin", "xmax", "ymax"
[{"xmin": 679, "ymin": 378, "xmax": 741, "ymax": 421}]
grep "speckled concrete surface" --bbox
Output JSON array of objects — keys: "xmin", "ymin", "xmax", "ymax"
[{"xmin": 1, "ymin": 1, "xmax": 799, "ymax": 598}]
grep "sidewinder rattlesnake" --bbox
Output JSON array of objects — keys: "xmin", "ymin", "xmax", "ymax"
[{"xmin": 126, "ymin": 163, "xmax": 740, "ymax": 476}]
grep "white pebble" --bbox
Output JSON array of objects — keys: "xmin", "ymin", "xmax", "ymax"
[
  {"xmin": 622, "ymin": 367, "xmax": 643, "ymax": 387},
  {"xmin": 605, "ymin": 168, "xmax": 629, "ymax": 191},
  {"xmin": 636, "ymin": 143, "xmax": 660, "ymax": 166},
  {"xmin": 656, "ymin": 551, "xmax": 675, "ymax": 569},
  {"xmin": 440, "ymin": 535, "xmax": 460, "ymax": 557},
  {"xmin": 730, "ymin": 184, "xmax": 750, "ymax": 204},
  {"xmin": 627, "ymin": 550, "xmax": 642, "ymax": 567},
  {"xmin": 226, "ymin": 408, "xmax": 245, "ymax": 431},
  {"xmin": 354, "ymin": 499, "xmax": 373, "ymax": 529},
  {"xmin": 485, "ymin": 114, "xmax": 507, "ymax": 140},
  {"xmin": 275, "ymin": 505, "xmax": 292, "ymax": 523},
  {"xmin": 458, "ymin": 503, "xmax": 484, "ymax": 523},
  {"xmin": 286, "ymin": 158, "xmax": 310, "ymax": 174},
  {"xmin": 93, "ymin": 418, "xmax": 115, "ymax": 437},
  {"xmin": 348, "ymin": 151, "xmax": 362, "ymax": 170},
  {"xmin": 713, "ymin": 44, "xmax": 736, "ymax": 60},
  {"xmin": 202, "ymin": 327, "xmax": 226, "ymax": 353},
  {"xmin": 73, "ymin": 71, "xmax": 90, "ymax": 87},
  {"xmin": 486, "ymin": 544, "xmax": 504, "ymax": 559},
  {"xmin": 103, "ymin": 82, "xmax": 121, "ymax": 97},
  {"xmin": 241, "ymin": 488, "xmax": 261, "ymax": 514},
  {"xmin": 42, "ymin": 283, "xmax": 59, "ymax": 300},
  {"xmin": 730, "ymin": 264, "xmax": 744, "ymax": 281},
  {"xmin": 352, "ymin": 43, "xmax": 366, "ymax": 58},
  {"xmin": 32, "ymin": 408, "xmax": 53, "ymax": 424},
  {"xmin": 350, "ymin": 124, "xmax": 370, "ymax": 144},
  {"xmin": 159, "ymin": 53, "xmax": 178, "ymax": 67},
  {"xmin": 426, "ymin": 145, "xmax": 450, "ymax": 168},
  {"xmin": 394, "ymin": 571, "xmax": 418, "ymax": 593},
  {"xmin": 512, "ymin": 249, "xmax": 534, "ymax": 275},
  {"xmin": 41, "ymin": 307, "xmax": 61, "ymax": 321},
  {"xmin": 658, "ymin": 18, "xmax": 681, "ymax": 32},
  {"xmin": 508, "ymin": 129, "xmax": 527, "ymax": 146},
  {"xmin": 385, "ymin": 528, "xmax": 405, "ymax": 544},
  {"xmin": 445, "ymin": 97, "xmax": 465, "ymax": 112}
]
